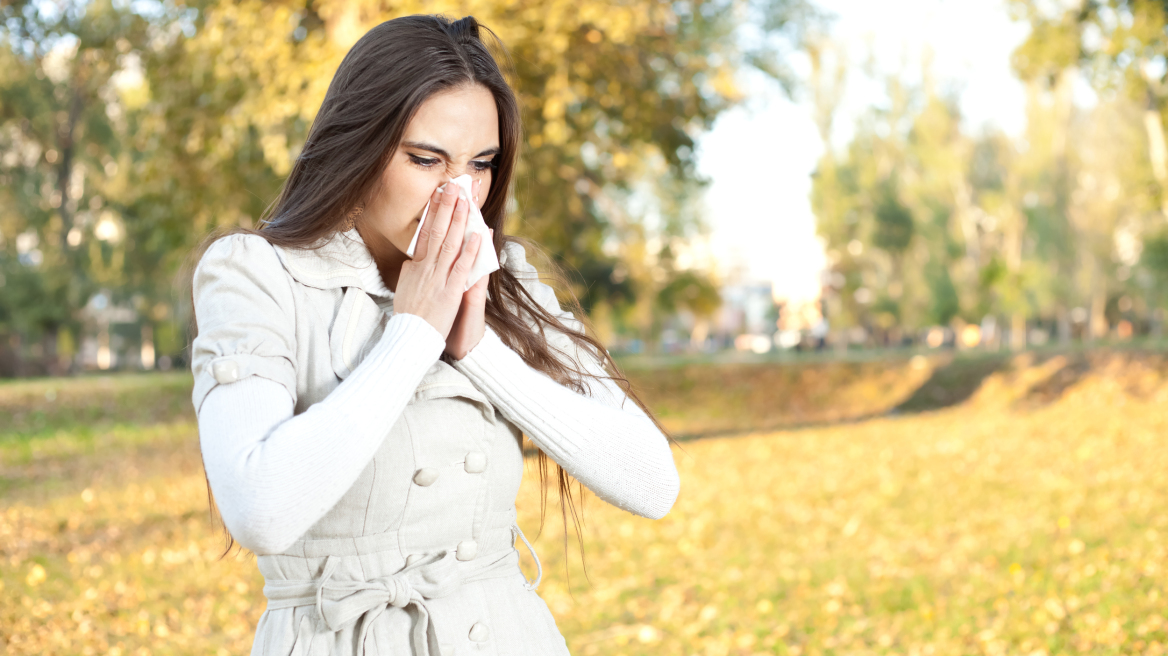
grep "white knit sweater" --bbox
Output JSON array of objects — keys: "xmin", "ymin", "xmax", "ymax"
[{"xmin": 198, "ymin": 312, "xmax": 680, "ymax": 553}]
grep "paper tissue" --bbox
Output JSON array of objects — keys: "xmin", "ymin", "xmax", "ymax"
[{"xmin": 405, "ymin": 174, "xmax": 499, "ymax": 291}]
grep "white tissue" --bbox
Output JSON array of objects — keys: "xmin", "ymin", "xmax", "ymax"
[{"xmin": 405, "ymin": 174, "xmax": 499, "ymax": 291}]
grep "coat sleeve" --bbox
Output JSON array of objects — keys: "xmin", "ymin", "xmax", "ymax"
[
  {"xmin": 453, "ymin": 241, "xmax": 680, "ymax": 519},
  {"xmin": 190, "ymin": 234, "xmax": 300, "ymax": 414}
]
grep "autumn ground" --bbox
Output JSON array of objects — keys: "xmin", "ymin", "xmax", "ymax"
[{"xmin": 2, "ymin": 349, "xmax": 1168, "ymax": 655}]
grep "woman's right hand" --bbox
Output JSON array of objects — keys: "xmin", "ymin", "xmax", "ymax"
[{"xmin": 393, "ymin": 182, "xmax": 483, "ymax": 338}]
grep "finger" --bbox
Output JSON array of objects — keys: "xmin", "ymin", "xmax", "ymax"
[
  {"xmin": 467, "ymin": 270, "xmax": 490, "ymax": 299},
  {"xmin": 411, "ymin": 187, "xmax": 444, "ymax": 261},
  {"xmin": 449, "ymin": 231, "xmax": 482, "ymax": 289},
  {"xmin": 421, "ymin": 182, "xmax": 460, "ymax": 263},
  {"xmin": 436, "ymin": 195, "xmax": 470, "ymax": 273}
]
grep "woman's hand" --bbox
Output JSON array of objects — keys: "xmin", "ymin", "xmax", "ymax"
[
  {"xmin": 394, "ymin": 183, "xmax": 482, "ymax": 339},
  {"xmin": 445, "ymin": 228, "xmax": 491, "ymax": 360}
]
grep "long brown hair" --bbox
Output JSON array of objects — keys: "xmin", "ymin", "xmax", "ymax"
[{"xmin": 196, "ymin": 14, "xmax": 662, "ymax": 559}]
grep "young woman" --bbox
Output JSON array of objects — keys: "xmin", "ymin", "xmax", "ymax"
[{"xmin": 190, "ymin": 14, "xmax": 679, "ymax": 656}]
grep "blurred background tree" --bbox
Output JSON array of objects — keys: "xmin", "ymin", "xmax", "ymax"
[
  {"xmin": 0, "ymin": 1, "xmax": 151, "ymax": 374},
  {"xmin": 811, "ymin": 0, "xmax": 1168, "ymax": 351},
  {"xmin": 0, "ymin": 0, "xmax": 815, "ymax": 374},
  {"xmin": 11, "ymin": 0, "xmax": 1168, "ymax": 373}
]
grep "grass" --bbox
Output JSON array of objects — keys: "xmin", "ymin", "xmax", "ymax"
[{"xmin": 2, "ymin": 351, "xmax": 1168, "ymax": 654}]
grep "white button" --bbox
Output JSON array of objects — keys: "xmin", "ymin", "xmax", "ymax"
[
  {"xmin": 456, "ymin": 540, "xmax": 478, "ymax": 561},
  {"xmin": 413, "ymin": 468, "xmax": 439, "ymax": 487},
  {"xmin": 468, "ymin": 622, "xmax": 490, "ymax": 642},
  {"xmin": 212, "ymin": 360, "xmax": 239, "ymax": 384},
  {"xmin": 464, "ymin": 451, "xmax": 487, "ymax": 473},
  {"xmin": 406, "ymin": 554, "xmax": 424, "ymax": 566}
]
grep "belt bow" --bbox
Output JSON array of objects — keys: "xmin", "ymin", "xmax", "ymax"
[
  {"xmin": 261, "ymin": 526, "xmax": 539, "ymax": 656},
  {"xmin": 265, "ymin": 551, "xmax": 463, "ymax": 656}
]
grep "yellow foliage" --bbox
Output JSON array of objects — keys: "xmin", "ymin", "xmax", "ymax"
[
  {"xmin": 178, "ymin": 0, "xmax": 738, "ymax": 192},
  {"xmin": 24, "ymin": 564, "xmax": 45, "ymax": 588},
  {"xmin": 8, "ymin": 354, "xmax": 1168, "ymax": 653}
]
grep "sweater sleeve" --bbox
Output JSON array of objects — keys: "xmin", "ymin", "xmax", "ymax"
[
  {"xmin": 198, "ymin": 314, "xmax": 443, "ymax": 555},
  {"xmin": 192, "ymin": 235, "xmax": 445, "ymax": 554},
  {"xmin": 453, "ymin": 242, "xmax": 680, "ymax": 519}
]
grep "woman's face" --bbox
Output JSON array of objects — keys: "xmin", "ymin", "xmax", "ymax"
[{"xmin": 362, "ymin": 83, "xmax": 499, "ymax": 258}]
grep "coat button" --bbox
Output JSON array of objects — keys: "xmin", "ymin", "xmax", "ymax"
[
  {"xmin": 212, "ymin": 360, "xmax": 239, "ymax": 384},
  {"xmin": 468, "ymin": 622, "xmax": 489, "ymax": 642},
  {"xmin": 456, "ymin": 540, "xmax": 478, "ymax": 561},
  {"xmin": 405, "ymin": 554, "xmax": 424, "ymax": 567},
  {"xmin": 413, "ymin": 468, "xmax": 439, "ymax": 487},
  {"xmin": 464, "ymin": 451, "xmax": 487, "ymax": 473}
]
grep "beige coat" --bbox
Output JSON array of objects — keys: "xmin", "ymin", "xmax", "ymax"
[{"xmin": 191, "ymin": 230, "xmax": 574, "ymax": 655}]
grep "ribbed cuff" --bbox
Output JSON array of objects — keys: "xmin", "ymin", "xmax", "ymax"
[
  {"xmin": 454, "ymin": 326, "xmax": 507, "ymax": 367},
  {"xmin": 453, "ymin": 328, "xmax": 581, "ymax": 461},
  {"xmin": 374, "ymin": 312, "xmax": 446, "ymax": 365}
]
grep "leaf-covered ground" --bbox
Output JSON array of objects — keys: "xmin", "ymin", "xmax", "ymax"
[{"xmin": 2, "ymin": 351, "xmax": 1167, "ymax": 655}]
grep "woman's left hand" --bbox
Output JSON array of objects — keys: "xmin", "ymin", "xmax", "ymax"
[{"xmin": 445, "ymin": 229, "xmax": 491, "ymax": 360}]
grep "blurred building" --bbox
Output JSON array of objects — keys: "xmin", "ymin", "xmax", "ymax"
[{"xmin": 713, "ymin": 282, "xmax": 778, "ymax": 353}]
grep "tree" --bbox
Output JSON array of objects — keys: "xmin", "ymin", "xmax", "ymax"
[
  {"xmin": 811, "ymin": 38, "xmax": 1128, "ymax": 350},
  {"xmin": 0, "ymin": 0, "xmax": 818, "ymax": 371},
  {"xmin": 1010, "ymin": 0, "xmax": 1163, "ymax": 340},
  {"xmin": 813, "ymin": 66, "xmax": 966, "ymax": 342},
  {"xmin": 158, "ymin": 0, "xmax": 815, "ymax": 344},
  {"xmin": 1010, "ymin": 0, "xmax": 1168, "ymax": 217},
  {"xmin": 0, "ymin": 1, "xmax": 151, "ymax": 373}
]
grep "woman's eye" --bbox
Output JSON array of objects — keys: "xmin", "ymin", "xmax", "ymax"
[
  {"xmin": 408, "ymin": 154, "xmax": 440, "ymax": 168},
  {"xmin": 470, "ymin": 159, "xmax": 495, "ymax": 172}
]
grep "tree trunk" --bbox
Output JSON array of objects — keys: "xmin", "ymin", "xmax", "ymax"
[
  {"xmin": 1143, "ymin": 89, "xmax": 1168, "ymax": 218},
  {"xmin": 1010, "ymin": 312, "xmax": 1027, "ymax": 351},
  {"xmin": 1056, "ymin": 306, "xmax": 1072, "ymax": 345},
  {"xmin": 952, "ymin": 177, "xmax": 980, "ymax": 265},
  {"xmin": 807, "ymin": 38, "xmax": 847, "ymax": 146},
  {"xmin": 325, "ymin": 3, "xmax": 363, "ymax": 49},
  {"xmin": 1004, "ymin": 204, "xmax": 1028, "ymax": 352},
  {"xmin": 56, "ymin": 84, "xmax": 84, "ymax": 250},
  {"xmin": 8, "ymin": 333, "xmax": 23, "ymax": 377},
  {"xmin": 1090, "ymin": 284, "xmax": 1108, "ymax": 341},
  {"xmin": 41, "ymin": 326, "xmax": 61, "ymax": 376},
  {"xmin": 141, "ymin": 324, "xmax": 156, "ymax": 370}
]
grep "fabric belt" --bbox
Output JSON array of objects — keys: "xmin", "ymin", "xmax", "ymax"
[{"xmin": 263, "ymin": 524, "xmax": 542, "ymax": 656}]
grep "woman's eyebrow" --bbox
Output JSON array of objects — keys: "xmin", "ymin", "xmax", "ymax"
[
  {"xmin": 402, "ymin": 141, "xmax": 450, "ymax": 158},
  {"xmin": 402, "ymin": 141, "xmax": 500, "ymax": 159}
]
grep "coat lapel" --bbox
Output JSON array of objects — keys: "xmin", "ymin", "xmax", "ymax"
[{"xmin": 272, "ymin": 227, "xmax": 394, "ymax": 299}]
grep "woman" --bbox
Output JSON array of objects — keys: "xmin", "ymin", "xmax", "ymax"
[{"xmin": 190, "ymin": 14, "xmax": 679, "ymax": 656}]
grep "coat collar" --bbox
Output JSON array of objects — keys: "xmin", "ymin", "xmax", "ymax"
[{"xmin": 272, "ymin": 228, "xmax": 394, "ymax": 298}]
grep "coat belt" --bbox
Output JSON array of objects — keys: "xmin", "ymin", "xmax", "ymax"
[{"xmin": 263, "ymin": 547, "xmax": 521, "ymax": 656}]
